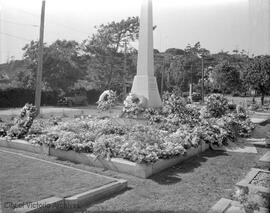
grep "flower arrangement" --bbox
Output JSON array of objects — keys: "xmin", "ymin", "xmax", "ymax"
[
  {"xmin": 97, "ymin": 90, "xmax": 117, "ymax": 111},
  {"xmin": 144, "ymin": 92, "xmax": 201, "ymax": 131},
  {"xmin": 7, "ymin": 104, "xmax": 37, "ymax": 139},
  {"xmin": 122, "ymin": 93, "xmax": 147, "ymax": 118}
]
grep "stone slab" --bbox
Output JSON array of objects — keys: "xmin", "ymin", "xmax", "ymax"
[
  {"xmin": 245, "ymin": 138, "xmax": 270, "ymax": 147},
  {"xmin": 65, "ymin": 179, "xmax": 127, "ymax": 208},
  {"xmin": 251, "ymin": 118, "xmax": 268, "ymax": 124},
  {"xmin": 14, "ymin": 197, "xmax": 64, "ymax": 213},
  {"xmin": 260, "ymin": 151, "xmax": 270, "ymax": 163},
  {"xmin": 208, "ymin": 198, "xmax": 269, "ymax": 213}
]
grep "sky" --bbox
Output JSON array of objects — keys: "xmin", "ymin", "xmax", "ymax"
[{"xmin": 0, "ymin": 0, "xmax": 259, "ymax": 63}]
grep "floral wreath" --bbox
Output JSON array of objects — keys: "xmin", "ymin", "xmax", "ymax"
[
  {"xmin": 97, "ymin": 90, "xmax": 117, "ymax": 111},
  {"xmin": 122, "ymin": 93, "xmax": 147, "ymax": 117},
  {"xmin": 7, "ymin": 103, "xmax": 37, "ymax": 138}
]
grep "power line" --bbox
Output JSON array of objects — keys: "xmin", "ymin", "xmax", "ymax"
[
  {"xmin": 0, "ymin": 31, "xmax": 33, "ymax": 42},
  {"xmin": 0, "ymin": 18, "xmax": 39, "ymax": 28},
  {"xmin": 10, "ymin": 7, "xmax": 89, "ymax": 36}
]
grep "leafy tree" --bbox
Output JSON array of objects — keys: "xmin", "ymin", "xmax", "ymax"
[
  {"xmin": 82, "ymin": 16, "xmax": 139, "ymax": 91},
  {"xmin": 211, "ymin": 61, "xmax": 241, "ymax": 94},
  {"xmin": 22, "ymin": 40, "xmax": 87, "ymax": 92},
  {"xmin": 243, "ymin": 55, "xmax": 270, "ymax": 105}
]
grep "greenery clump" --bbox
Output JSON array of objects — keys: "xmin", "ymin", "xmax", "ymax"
[
  {"xmin": 206, "ymin": 94, "xmax": 229, "ymax": 118},
  {"xmin": 7, "ymin": 104, "xmax": 37, "ymax": 139}
]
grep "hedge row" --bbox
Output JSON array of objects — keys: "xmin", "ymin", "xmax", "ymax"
[{"xmin": 0, "ymin": 88, "xmax": 102, "ymax": 108}]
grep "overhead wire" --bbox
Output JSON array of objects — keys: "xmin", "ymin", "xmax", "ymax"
[
  {"xmin": 0, "ymin": 31, "xmax": 33, "ymax": 41},
  {"xmin": 0, "ymin": 18, "xmax": 39, "ymax": 28}
]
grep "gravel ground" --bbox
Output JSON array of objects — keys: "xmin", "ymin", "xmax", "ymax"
[{"xmin": 250, "ymin": 171, "xmax": 270, "ymax": 188}]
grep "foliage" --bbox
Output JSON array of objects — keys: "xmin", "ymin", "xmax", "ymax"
[
  {"xmin": 205, "ymin": 94, "xmax": 228, "ymax": 118},
  {"xmin": 211, "ymin": 61, "xmax": 241, "ymax": 94},
  {"xmin": 82, "ymin": 17, "xmax": 139, "ymax": 90},
  {"xmin": 22, "ymin": 40, "xmax": 87, "ymax": 92},
  {"xmin": 243, "ymin": 55, "xmax": 270, "ymax": 105},
  {"xmin": 144, "ymin": 92, "xmax": 201, "ymax": 132}
]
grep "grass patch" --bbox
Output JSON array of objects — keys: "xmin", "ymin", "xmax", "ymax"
[
  {"xmin": 0, "ymin": 151, "xmax": 115, "ymax": 206},
  {"xmin": 1, "ymin": 145, "xmax": 268, "ymax": 213}
]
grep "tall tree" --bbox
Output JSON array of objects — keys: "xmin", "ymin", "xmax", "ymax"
[
  {"xmin": 22, "ymin": 40, "xmax": 86, "ymax": 92},
  {"xmin": 82, "ymin": 16, "xmax": 139, "ymax": 91},
  {"xmin": 243, "ymin": 55, "xmax": 270, "ymax": 105},
  {"xmin": 211, "ymin": 61, "xmax": 241, "ymax": 94}
]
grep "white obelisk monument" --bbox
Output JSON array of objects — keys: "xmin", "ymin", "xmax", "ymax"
[{"xmin": 131, "ymin": 0, "xmax": 162, "ymax": 107}]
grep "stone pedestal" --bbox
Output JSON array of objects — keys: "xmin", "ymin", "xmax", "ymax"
[
  {"xmin": 131, "ymin": 0, "xmax": 162, "ymax": 107},
  {"xmin": 131, "ymin": 75, "xmax": 162, "ymax": 107}
]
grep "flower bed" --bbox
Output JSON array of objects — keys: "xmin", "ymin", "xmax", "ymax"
[
  {"xmin": 0, "ymin": 94, "xmax": 256, "ymax": 177},
  {"xmin": 0, "ymin": 137, "xmax": 208, "ymax": 178}
]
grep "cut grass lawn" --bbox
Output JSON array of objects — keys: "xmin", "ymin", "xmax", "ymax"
[
  {"xmin": 0, "ymin": 105, "xmax": 122, "ymax": 120},
  {"xmin": 1, "ymin": 145, "xmax": 268, "ymax": 213},
  {"xmin": 0, "ymin": 150, "xmax": 116, "ymax": 206}
]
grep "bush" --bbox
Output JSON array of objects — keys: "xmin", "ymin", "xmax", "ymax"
[{"xmin": 0, "ymin": 88, "xmax": 59, "ymax": 108}]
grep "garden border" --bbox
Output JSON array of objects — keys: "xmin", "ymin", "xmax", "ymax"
[
  {"xmin": 0, "ymin": 138, "xmax": 209, "ymax": 178},
  {"xmin": 236, "ymin": 168, "xmax": 270, "ymax": 197},
  {"xmin": 207, "ymin": 198, "xmax": 269, "ymax": 213},
  {"xmin": 13, "ymin": 180, "xmax": 127, "ymax": 213}
]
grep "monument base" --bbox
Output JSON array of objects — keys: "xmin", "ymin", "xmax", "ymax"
[{"xmin": 131, "ymin": 75, "xmax": 162, "ymax": 107}]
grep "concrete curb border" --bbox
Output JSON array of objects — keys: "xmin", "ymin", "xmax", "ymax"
[
  {"xmin": 0, "ymin": 138, "xmax": 209, "ymax": 178},
  {"xmin": 12, "ymin": 180, "xmax": 127, "ymax": 213},
  {"xmin": 236, "ymin": 168, "xmax": 270, "ymax": 196},
  {"xmin": 259, "ymin": 151, "xmax": 270, "ymax": 163},
  {"xmin": 207, "ymin": 198, "xmax": 269, "ymax": 213}
]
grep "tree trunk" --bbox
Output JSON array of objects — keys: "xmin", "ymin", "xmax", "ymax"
[{"xmin": 261, "ymin": 94, "xmax": 264, "ymax": 106}]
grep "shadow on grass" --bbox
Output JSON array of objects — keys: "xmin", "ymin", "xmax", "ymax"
[{"xmin": 150, "ymin": 149, "xmax": 229, "ymax": 185}]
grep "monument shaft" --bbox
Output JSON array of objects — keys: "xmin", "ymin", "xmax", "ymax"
[{"xmin": 131, "ymin": 0, "xmax": 162, "ymax": 107}]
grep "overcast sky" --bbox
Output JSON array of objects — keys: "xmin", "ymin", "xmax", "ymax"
[{"xmin": 0, "ymin": 0, "xmax": 251, "ymax": 63}]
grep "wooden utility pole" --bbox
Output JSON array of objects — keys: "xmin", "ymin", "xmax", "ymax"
[
  {"xmin": 201, "ymin": 56, "xmax": 204, "ymax": 103},
  {"xmin": 123, "ymin": 40, "xmax": 127, "ymax": 99},
  {"xmin": 35, "ymin": 0, "xmax": 45, "ymax": 115}
]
